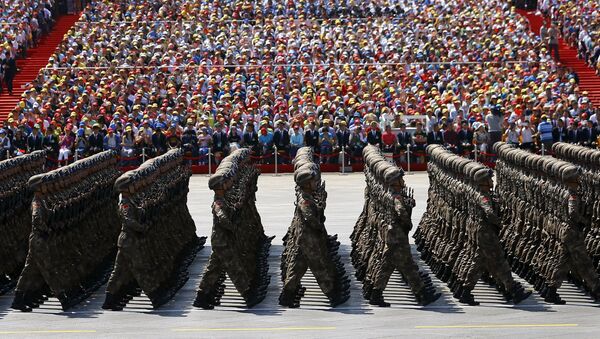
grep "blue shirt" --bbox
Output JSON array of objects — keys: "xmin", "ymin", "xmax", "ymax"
[{"xmin": 537, "ymin": 121, "xmax": 553, "ymax": 142}]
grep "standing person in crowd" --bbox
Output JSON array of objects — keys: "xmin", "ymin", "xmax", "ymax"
[
  {"xmin": 27, "ymin": 124, "xmax": 44, "ymax": 152},
  {"xmin": 485, "ymin": 105, "xmax": 503, "ymax": 146},
  {"xmin": 412, "ymin": 122, "xmax": 427, "ymax": 163},
  {"xmin": 349, "ymin": 125, "xmax": 366, "ymax": 162},
  {"xmin": 211, "ymin": 123, "xmax": 228, "ymax": 164},
  {"xmin": 520, "ymin": 121, "xmax": 535, "ymax": 151},
  {"xmin": 537, "ymin": 114, "xmax": 554, "ymax": 152},
  {"xmin": 74, "ymin": 127, "xmax": 87, "ymax": 158},
  {"xmin": 319, "ymin": 125, "xmax": 335, "ymax": 164},
  {"xmin": 272, "ymin": 120, "xmax": 290, "ymax": 163},
  {"xmin": 336, "ymin": 121, "xmax": 350, "ymax": 165},
  {"xmin": 166, "ymin": 124, "xmax": 182, "ymax": 150},
  {"xmin": 547, "ymin": 23, "xmax": 560, "ymax": 60},
  {"xmin": 258, "ymin": 127, "xmax": 273, "ymax": 163},
  {"xmin": 289, "ymin": 122, "xmax": 304, "ymax": 159},
  {"xmin": 197, "ymin": 127, "xmax": 211, "ymax": 165},
  {"xmin": 473, "ymin": 122, "xmax": 490, "ymax": 161},
  {"xmin": 12, "ymin": 129, "xmax": 27, "ymax": 156},
  {"xmin": 396, "ymin": 122, "xmax": 412, "ymax": 161},
  {"xmin": 578, "ymin": 120, "xmax": 598, "ymax": 148},
  {"xmin": 457, "ymin": 120, "xmax": 474, "ymax": 156},
  {"xmin": 88, "ymin": 123, "xmax": 104, "ymax": 155},
  {"xmin": 304, "ymin": 120, "xmax": 319, "ymax": 153},
  {"xmin": 382, "ymin": 125, "xmax": 398, "ymax": 154},
  {"xmin": 57, "ymin": 125, "xmax": 75, "ymax": 166},
  {"xmin": 0, "ymin": 128, "xmax": 10, "ymax": 159},
  {"xmin": 427, "ymin": 123, "xmax": 444, "ymax": 145},
  {"xmin": 227, "ymin": 122, "xmax": 242, "ymax": 151},
  {"xmin": 43, "ymin": 124, "xmax": 59, "ymax": 160},
  {"xmin": 504, "ymin": 122, "xmax": 521, "ymax": 146},
  {"xmin": 553, "ymin": 118, "xmax": 569, "ymax": 143},
  {"xmin": 243, "ymin": 122, "xmax": 260, "ymax": 155},
  {"xmin": 2, "ymin": 54, "xmax": 17, "ymax": 95},
  {"xmin": 367, "ymin": 121, "xmax": 382, "ymax": 148},
  {"xmin": 121, "ymin": 126, "xmax": 137, "ymax": 163},
  {"xmin": 442, "ymin": 122, "xmax": 458, "ymax": 153},
  {"xmin": 103, "ymin": 128, "xmax": 120, "ymax": 152},
  {"xmin": 152, "ymin": 124, "xmax": 167, "ymax": 155}
]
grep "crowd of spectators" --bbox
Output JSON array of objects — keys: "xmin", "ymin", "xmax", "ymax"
[
  {"xmin": 540, "ymin": 0, "xmax": 600, "ymax": 74},
  {"xmin": 1, "ymin": 0, "xmax": 56, "ymax": 95},
  {"xmin": 0, "ymin": 0, "xmax": 598, "ymax": 167}
]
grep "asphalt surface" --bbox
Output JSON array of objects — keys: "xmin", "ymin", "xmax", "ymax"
[{"xmin": 1, "ymin": 172, "xmax": 599, "ymax": 338}]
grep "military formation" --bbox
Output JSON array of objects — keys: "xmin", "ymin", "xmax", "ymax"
[
  {"xmin": 552, "ymin": 143, "xmax": 600, "ymax": 276},
  {"xmin": 194, "ymin": 149, "xmax": 273, "ymax": 309},
  {"xmin": 415, "ymin": 145, "xmax": 531, "ymax": 306},
  {"xmin": 11, "ymin": 151, "xmax": 122, "ymax": 312},
  {"xmin": 0, "ymin": 151, "xmax": 46, "ymax": 295},
  {"xmin": 103, "ymin": 149, "xmax": 205, "ymax": 311},
  {"xmin": 351, "ymin": 145, "xmax": 440, "ymax": 307},
  {"xmin": 279, "ymin": 147, "xmax": 350, "ymax": 308},
  {"xmin": 495, "ymin": 142, "xmax": 600, "ymax": 304}
]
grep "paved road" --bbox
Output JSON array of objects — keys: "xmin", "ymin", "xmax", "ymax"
[{"xmin": 1, "ymin": 173, "xmax": 599, "ymax": 338}]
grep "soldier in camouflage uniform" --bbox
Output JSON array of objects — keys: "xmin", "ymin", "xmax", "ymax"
[
  {"xmin": 352, "ymin": 145, "xmax": 440, "ymax": 307},
  {"xmin": 415, "ymin": 145, "xmax": 530, "ymax": 305},
  {"xmin": 103, "ymin": 149, "xmax": 205, "ymax": 310},
  {"xmin": 0, "ymin": 151, "xmax": 45, "ymax": 294},
  {"xmin": 194, "ymin": 149, "xmax": 273, "ymax": 309},
  {"xmin": 495, "ymin": 142, "xmax": 600, "ymax": 304},
  {"xmin": 279, "ymin": 147, "xmax": 350, "ymax": 308},
  {"xmin": 11, "ymin": 151, "xmax": 121, "ymax": 312}
]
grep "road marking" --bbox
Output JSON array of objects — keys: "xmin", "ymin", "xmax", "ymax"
[
  {"xmin": 173, "ymin": 326, "xmax": 336, "ymax": 332},
  {"xmin": 0, "ymin": 330, "xmax": 97, "ymax": 334},
  {"xmin": 416, "ymin": 324, "xmax": 578, "ymax": 329}
]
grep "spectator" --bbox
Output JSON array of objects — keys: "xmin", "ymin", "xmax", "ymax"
[
  {"xmin": 520, "ymin": 121, "xmax": 535, "ymax": 151},
  {"xmin": 504, "ymin": 122, "xmax": 521, "ymax": 146},
  {"xmin": 427, "ymin": 124, "xmax": 444, "ymax": 145},
  {"xmin": 152, "ymin": 124, "xmax": 167, "ymax": 156},
  {"xmin": 272, "ymin": 120, "xmax": 290, "ymax": 162},
  {"xmin": 27, "ymin": 124, "xmax": 44, "ymax": 152},
  {"xmin": 289, "ymin": 123, "xmax": 304, "ymax": 158},
  {"xmin": 442, "ymin": 123, "xmax": 459, "ymax": 153},
  {"xmin": 0, "ymin": 128, "xmax": 11, "ymax": 159},
  {"xmin": 382, "ymin": 125, "xmax": 398, "ymax": 153},
  {"xmin": 87, "ymin": 123, "xmax": 104, "ymax": 155},
  {"xmin": 103, "ymin": 128, "xmax": 121, "ymax": 152},
  {"xmin": 473, "ymin": 122, "xmax": 491, "ymax": 160},
  {"xmin": 537, "ymin": 114, "xmax": 554, "ymax": 151},
  {"xmin": 367, "ymin": 121, "xmax": 382, "ymax": 148}
]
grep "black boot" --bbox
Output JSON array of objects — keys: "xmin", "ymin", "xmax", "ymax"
[
  {"xmin": 510, "ymin": 284, "xmax": 532, "ymax": 304},
  {"xmin": 543, "ymin": 287, "xmax": 566, "ymax": 305},
  {"xmin": 458, "ymin": 289, "xmax": 479, "ymax": 306},
  {"xmin": 102, "ymin": 293, "xmax": 123, "ymax": 311},
  {"xmin": 193, "ymin": 291, "xmax": 215, "ymax": 309},
  {"xmin": 11, "ymin": 292, "xmax": 32, "ymax": 312},
  {"xmin": 369, "ymin": 289, "xmax": 390, "ymax": 307},
  {"xmin": 279, "ymin": 290, "xmax": 300, "ymax": 308},
  {"xmin": 416, "ymin": 289, "xmax": 442, "ymax": 306}
]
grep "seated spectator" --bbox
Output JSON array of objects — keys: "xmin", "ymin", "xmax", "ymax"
[
  {"xmin": 103, "ymin": 128, "xmax": 121, "ymax": 152},
  {"xmin": 382, "ymin": 125, "xmax": 398, "ymax": 154},
  {"xmin": 504, "ymin": 122, "xmax": 521, "ymax": 146},
  {"xmin": 427, "ymin": 124, "xmax": 444, "ymax": 146}
]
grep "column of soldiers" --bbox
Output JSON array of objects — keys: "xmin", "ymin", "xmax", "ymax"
[
  {"xmin": 495, "ymin": 142, "xmax": 600, "ymax": 304},
  {"xmin": 103, "ymin": 149, "xmax": 205, "ymax": 311},
  {"xmin": 279, "ymin": 147, "xmax": 350, "ymax": 308},
  {"xmin": 414, "ymin": 145, "xmax": 531, "ymax": 305},
  {"xmin": 11, "ymin": 151, "xmax": 122, "ymax": 312},
  {"xmin": 194, "ymin": 149, "xmax": 274, "ymax": 309},
  {"xmin": 351, "ymin": 145, "xmax": 440, "ymax": 307},
  {"xmin": 0, "ymin": 151, "xmax": 46, "ymax": 295},
  {"xmin": 552, "ymin": 143, "xmax": 600, "ymax": 280}
]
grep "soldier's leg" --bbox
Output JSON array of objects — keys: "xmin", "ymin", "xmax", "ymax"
[
  {"xmin": 103, "ymin": 250, "xmax": 135, "ymax": 310},
  {"xmin": 563, "ymin": 228, "xmax": 600, "ymax": 293},
  {"xmin": 280, "ymin": 253, "xmax": 308, "ymax": 307},
  {"xmin": 12, "ymin": 253, "xmax": 46, "ymax": 312},
  {"xmin": 194, "ymin": 254, "xmax": 225, "ymax": 309},
  {"xmin": 390, "ymin": 235, "xmax": 425, "ymax": 294}
]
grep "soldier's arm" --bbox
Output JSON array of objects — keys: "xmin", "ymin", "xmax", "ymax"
[
  {"xmin": 120, "ymin": 203, "xmax": 147, "ymax": 233},
  {"xmin": 213, "ymin": 202, "xmax": 235, "ymax": 231},
  {"xmin": 299, "ymin": 199, "xmax": 321, "ymax": 226}
]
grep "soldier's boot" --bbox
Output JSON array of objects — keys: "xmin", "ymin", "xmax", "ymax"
[
  {"xmin": 369, "ymin": 289, "xmax": 390, "ymax": 307},
  {"xmin": 416, "ymin": 288, "xmax": 441, "ymax": 306},
  {"xmin": 510, "ymin": 284, "xmax": 532, "ymax": 304},
  {"xmin": 279, "ymin": 290, "xmax": 300, "ymax": 308},
  {"xmin": 458, "ymin": 289, "xmax": 479, "ymax": 306},
  {"xmin": 102, "ymin": 293, "xmax": 123, "ymax": 311},
  {"xmin": 588, "ymin": 286, "xmax": 600, "ymax": 301},
  {"xmin": 327, "ymin": 289, "xmax": 350, "ymax": 308},
  {"xmin": 362, "ymin": 282, "xmax": 373, "ymax": 299},
  {"xmin": 543, "ymin": 287, "xmax": 566, "ymax": 305},
  {"xmin": 193, "ymin": 291, "xmax": 215, "ymax": 310},
  {"xmin": 11, "ymin": 292, "xmax": 33, "ymax": 312}
]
